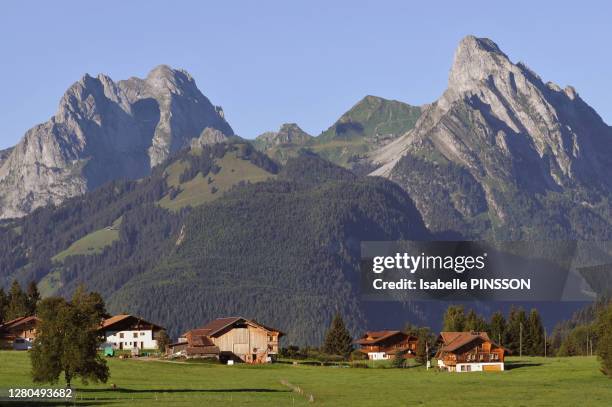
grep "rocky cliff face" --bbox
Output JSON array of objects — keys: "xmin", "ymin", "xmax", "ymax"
[
  {"xmin": 0, "ymin": 65, "xmax": 233, "ymax": 219},
  {"xmin": 370, "ymin": 36, "xmax": 612, "ymax": 238},
  {"xmin": 254, "ymin": 123, "xmax": 313, "ymax": 149}
]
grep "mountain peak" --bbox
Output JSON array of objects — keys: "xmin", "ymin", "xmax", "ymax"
[
  {"xmin": 255, "ymin": 123, "xmax": 312, "ymax": 147},
  {"xmin": 448, "ymin": 36, "xmax": 513, "ymax": 93}
]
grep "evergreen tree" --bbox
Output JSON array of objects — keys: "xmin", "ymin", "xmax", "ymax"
[
  {"xmin": 30, "ymin": 286, "xmax": 109, "ymax": 387},
  {"xmin": 157, "ymin": 330, "xmax": 170, "ymax": 353},
  {"xmin": 26, "ymin": 281, "xmax": 41, "ymax": 316},
  {"xmin": 527, "ymin": 309, "xmax": 545, "ymax": 356},
  {"xmin": 596, "ymin": 302, "xmax": 612, "ymax": 377},
  {"xmin": 464, "ymin": 309, "xmax": 489, "ymax": 332},
  {"xmin": 322, "ymin": 314, "xmax": 353, "ymax": 358},
  {"xmin": 489, "ymin": 311, "xmax": 507, "ymax": 346},
  {"xmin": 415, "ymin": 327, "xmax": 434, "ymax": 365},
  {"xmin": 0, "ymin": 288, "xmax": 7, "ymax": 324},
  {"xmin": 391, "ymin": 349, "xmax": 406, "ymax": 368},
  {"xmin": 507, "ymin": 307, "xmax": 528, "ymax": 355},
  {"xmin": 442, "ymin": 305, "xmax": 465, "ymax": 331},
  {"xmin": 6, "ymin": 280, "xmax": 28, "ymax": 320}
]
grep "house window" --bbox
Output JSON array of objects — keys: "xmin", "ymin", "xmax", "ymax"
[
  {"xmin": 119, "ymin": 333, "xmax": 124, "ymax": 339},
  {"xmin": 140, "ymin": 332, "xmax": 145, "ymax": 336},
  {"xmin": 133, "ymin": 332, "xmax": 138, "ymax": 338}
]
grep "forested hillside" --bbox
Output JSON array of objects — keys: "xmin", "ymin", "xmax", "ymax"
[{"xmin": 0, "ymin": 145, "xmax": 431, "ymax": 344}]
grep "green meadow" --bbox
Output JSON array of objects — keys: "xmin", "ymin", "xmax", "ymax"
[{"xmin": 0, "ymin": 352, "xmax": 610, "ymax": 406}]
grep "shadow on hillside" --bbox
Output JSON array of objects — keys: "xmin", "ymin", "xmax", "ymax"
[
  {"xmin": 76, "ymin": 387, "xmax": 288, "ymax": 394},
  {"xmin": 505, "ymin": 361, "xmax": 543, "ymax": 370}
]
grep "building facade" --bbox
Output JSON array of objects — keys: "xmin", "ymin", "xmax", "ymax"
[
  {"xmin": 99, "ymin": 314, "xmax": 164, "ymax": 350},
  {"xmin": 355, "ymin": 330, "xmax": 418, "ymax": 360},
  {"xmin": 436, "ymin": 331, "xmax": 506, "ymax": 372},
  {"xmin": 0, "ymin": 316, "xmax": 40, "ymax": 350},
  {"xmin": 169, "ymin": 317, "xmax": 283, "ymax": 363}
]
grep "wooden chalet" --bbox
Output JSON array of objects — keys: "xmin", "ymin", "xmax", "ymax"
[
  {"xmin": 355, "ymin": 330, "xmax": 418, "ymax": 360},
  {"xmin": 0, "ymin": 316, "xmax": 40, "ymax": 350},
  {"xmin": 168, "ymin": 317, "xmax": 284, "ymax": 363},
  {"xmin": 435, "ymin": 331, "xmax": 506, "ymax": 372},
  {"xmin": 99, "ymin": 314, "xmax": 165, "ymax": 350}
]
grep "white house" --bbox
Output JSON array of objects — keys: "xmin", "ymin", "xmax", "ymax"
[{"xmin": 99, "ymin": 314, "xmax": 164, "ymax": 350}]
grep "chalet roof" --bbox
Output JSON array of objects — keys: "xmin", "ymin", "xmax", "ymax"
[
  {"xmin": 355, "ymin": 330, "xmax": 414, "ymax": 345},
  {"xmin": 0, "ymin": 316, "xmax": 40, "ymax": 331},
  {"xmin": 99, "ymin": 314, "xmax": 164, "ymax": 331},
  {"xmin": 438, "ymin": 331, "xmax": 494, "ymax": 352},
  {"xmin": 188, "ymin": 317, "xmax": 284, "ymax": 338}
]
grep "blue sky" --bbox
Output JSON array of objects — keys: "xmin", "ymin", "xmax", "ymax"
[{"xmin": 1, "ymin": 1, "xmax": 610, "ymax": 149}]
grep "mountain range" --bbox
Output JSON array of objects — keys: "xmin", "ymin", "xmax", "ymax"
[{"xmin": 1, "ymin": 36, "xmax": 611, "ymax": 344}]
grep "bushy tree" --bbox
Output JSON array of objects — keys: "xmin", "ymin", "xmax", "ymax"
[
  {"xmin": 322, "ymin": 314, "xmax": 353, "ymax": 358},
  {"xmin": 596, "ymin": 302, "xmax": 612, "ymax": 377},
  {"xmin": 442, "ymin": 305, "xmax": 465, "ymax": 332},
  {"xmin": 415, "ymin": 327, "xmax": 435, "ymax": 365},
  {"xmin": 30, "ymin": 286, "xmax": 109, "ymax": 387},
  {"xmin": 157, "ymin": 330, "xmax": 170, "ymax": 353}
]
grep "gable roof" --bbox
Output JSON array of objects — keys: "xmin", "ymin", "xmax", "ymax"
[
  {"xmin": 0, "ymin": 316, "xmax": 40, "ymax": 331},
  {"xmin": 438, "ymin": 331, "xmax": 494, "ymax": 352},
  {"xmin": 187, "ymin": 317, "xmax": 284, "ymax": 338},
  {"xmin": 355, "ymin": 330, "xmax": 415, "ymax": 345},
  {"xmin": 99, "ymin": 314, "xmax": 164, "ymax": 331}
]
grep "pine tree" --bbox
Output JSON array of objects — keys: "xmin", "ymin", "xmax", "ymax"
[
  {"xmin": 507, "ymin": 307, "xmax": 528, "ymax": 355},
  {"xmin": 596, "ymin": 302, "xmax": 612, "ymax": 377},
  {"xmin": 442, "ymin": 305, "xmax": 465, "ymax": 331},
  {"xmin": 26, "ymin": 281, "xmax": 41, "ymax": 316},
  {"xmin": 527, "ymin": 309, "xmax": 544, "ymax": 356},
  {"xmin": 415, "ymin": 327, "xmax": 434, "ymax": 365},
  {"xmin": 0, "ymin": 288, "xmax": 7, "ymax": 324},
  {"xmin": 6, "ymin": 280, "xmax": 28, "ymax": 320},
  {"xmin": 322, "ymin": 314, "xmax": 353, "ymax": 358},
  {"xmin": 464, "ymin": 309, "xmax": 489, "ymax": 332},
  {"xmin": 391, "ymin": 349, "xmax": 406, "ymax": 368},
  {"xmin": 489, "ymin": 311, "xmax": 507, "ymax": 346},
  {"xmin": 30, "ymin": 286, "xmax": 109, "ymax": 387}
]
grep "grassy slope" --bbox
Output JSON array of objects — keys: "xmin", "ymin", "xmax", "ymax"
[
  {"xmin": 52, "ymin": 217, "xmax": 123, "ymax": 263},
  {"xmin": 1, "ymin": 352, "xmax": 610, "ymax": 406},
  {"xmin": 158, "ymin": 152, "xmax": 275, "ymax": 211}
]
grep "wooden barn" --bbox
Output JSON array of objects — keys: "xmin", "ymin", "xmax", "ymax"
[
  {"xmin": 355, "ymin": 330, "xmax": 418, "ymax": 360},
  {"xmin": 0, "ymin": 316, "xmax": 40, "ymax": 350},
  {"xmin": 435, "ymin": 331, "xmax": 506, "ymax": 372},
  {"xmin": 169, "ymin": 317, "xmax": 283, "ymax": 363}
]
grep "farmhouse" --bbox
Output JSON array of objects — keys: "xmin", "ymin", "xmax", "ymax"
[
  {"xmin": 435, "ymin": 331, "xmax": 506, "ymax": 372},
  {"xmin": 168, "ymin": 317, "xmax": 283, "ymax": 363},
  {"xmin": 0, "ymin": 316, "xmax": 40, "ymax": 350},
  {"xmin": 99, "ymin": 314, "xmax": 164, "ymax": 350},
  {"xmin": 355, "ymin": 330, "xmax": 418, "ymax": 360}
]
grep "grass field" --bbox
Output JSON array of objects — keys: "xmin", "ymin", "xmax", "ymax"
[
  {"xmin": 52, "ymin": 217, "xmax": 123, "ymax": 263},
  {"xmin": 0, "ymin": 352, "xmax": 610, "ymax": 406},
  {"xmin": 158, "ymin": 153, "xmax": 275, "ymax": 211}
]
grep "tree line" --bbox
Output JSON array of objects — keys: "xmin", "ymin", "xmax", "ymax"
[{"xmin": 0, "ymin": 280, "xmax": 40, "ymax": 323}]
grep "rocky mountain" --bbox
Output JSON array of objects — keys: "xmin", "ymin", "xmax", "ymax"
[
  {"xmin": 254, "ymin": 123, "xmax": 313, "ymax": 148},
  {"xmin": 252, "ymin": 96, "xmax": 422, "ymax": 172},
  {"xmin": 370, "ymin": 36, "xmax": 612, "ymax": 239},
  {"xmin": 252, "ymin": 123, "xmax": 313, "ymax": 163},
  {"xmin": 0, "ymin": 65, "xmax": 233, "ymax": 219}
]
